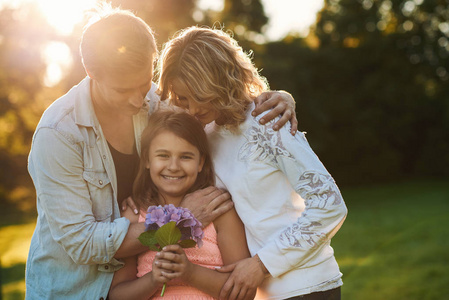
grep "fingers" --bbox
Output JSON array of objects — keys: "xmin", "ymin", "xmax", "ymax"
[
  {"xmin": 252, "ymin": 91, "xmax": 275, "ymax": 118},
  {"xmin": 219, "ymin": 279, "xmax": 233, "ymax": 300},
  {"xmin": 289, "ymin": 112, "xmax": 298, "ymax": 135},
  {"xmin": 154, "ymin": 245, "xmax": 189, "ymax": 279},
  {"xmin": 215, "ymin": 263, "xmax": 236, "ymax": 273},
  {"xmin": 122, "ymin": 196, "xmax": 138, "ymax": 214},
  {"xmin": 272, "ymin": 108, "xmax": 292, "ymax": 132},
  {"xmin": 261, "ymin": 103, "xmax": 287, "ymax": 129}
]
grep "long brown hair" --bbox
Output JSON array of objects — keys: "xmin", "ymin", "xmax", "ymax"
[{"xmin": 133, "ymin": 108, "xmax": 215, "ymax": 209}]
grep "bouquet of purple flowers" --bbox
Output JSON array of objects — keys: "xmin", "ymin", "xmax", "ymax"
[{"xmin": 138, "ymin": 204, "xmax": 204, "ymax": 296}]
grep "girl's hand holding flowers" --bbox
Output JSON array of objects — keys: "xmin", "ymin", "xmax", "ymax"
[
  {"xmin": 139, "ymin": 204, "xmax": 203, "ymax": 296},
  {"xmin": 155, "ymin": 245, "xmax": 192, "ymax": 281}
]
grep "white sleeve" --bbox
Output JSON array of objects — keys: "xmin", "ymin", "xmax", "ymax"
[{"xmin": 253, "ymin": 118, "xmax": 348, "ymax": 278}]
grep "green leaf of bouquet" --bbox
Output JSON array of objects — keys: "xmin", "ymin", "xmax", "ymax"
[
  {"xmin": 148, "ymin": 244, "xmax": 161, "ymax": 252},
  {"xmin": 178, "ymin": 239, "xmax": 197, "ymax": 249},
  {"xmin": 155, "ymin": 221, "xmax": 181, "ymax": 248},
  {"xmin": 138, "ymin": 230, "xmax": 157, "ymax": 247}
]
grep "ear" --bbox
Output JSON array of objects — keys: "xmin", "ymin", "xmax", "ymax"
[
  {"xmin": 198, "ymin": 156, "xmax": 205, "ymax": 173},
  {"xmin": 145, "ymin": 159, "xmax": 151, "ymax": 170}
]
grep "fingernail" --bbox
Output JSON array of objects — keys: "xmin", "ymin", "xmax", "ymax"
[
  {"xmin": 156, "ymin": 252, "xmax": 161, "ymax": 257},
  {"xmin": 252, "ymin": 111, "xmax": 256, "ymax": 116},
  {"xmin": 122, "ymin": 205, "xmax": 125, "ymax": 211},
  {"xmin": 273, "ymin": 125, "xmax": 279, "ymax": 130},
  {"xmin": 134, "ymin": 209, "xmax": 138, "ymax": 214},
  {"xmin": 260, "ymin": 119, "xmax": 265, "ymax": 124}
]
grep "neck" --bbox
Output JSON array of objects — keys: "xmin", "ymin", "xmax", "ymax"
[{"xmin": 158, "ymin": 194, "xmax": 183, "ymax": 207}]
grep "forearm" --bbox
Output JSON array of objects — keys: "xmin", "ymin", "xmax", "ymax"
[
  {"xmin": 109, "ymin": 272, "xmax": 161, "ymax": 300},
  {"xmin": 184, "ymin": 264, "xmax": 232, "ymax": 298},
  {"xmin": 114, "ymin": 222, "xmax": 147, "ymax": 258}
]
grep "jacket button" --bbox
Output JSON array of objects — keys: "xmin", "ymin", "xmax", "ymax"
[
  {"xmin": 104, "ymin": 265, "xmax": 109, "ymax": 270},
  {"xmin": 100, "ymin": 298, "xmax": 104, "ymax": 300},
  {"xmin": 99, "ymin": 180, "xmax": 103, "ymax": 185}
]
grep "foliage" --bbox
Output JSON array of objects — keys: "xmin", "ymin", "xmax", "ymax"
[
  {"xmin": 0, "ymin": 3, "xmax": 64, "ymax": 219},
  {"xmin": 256, "ymin": 0, "xmax": 449, "ymax": 185}
]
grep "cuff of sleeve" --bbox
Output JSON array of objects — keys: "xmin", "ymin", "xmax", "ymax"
[
  {"xmin": 106, "ymin": 216, "xmax": 130, "ymax": 262},
  {"xmin": 98, "ymin": 258, "xmax": 125, "ymax": 273},
  {"xmin": 257, "ymin": 240, "xmax": 291, "ymax": 278}
]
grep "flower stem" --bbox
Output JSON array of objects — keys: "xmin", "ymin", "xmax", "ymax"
[{"xmin": 161, "ymin": 283, "xmax": 166, "ymax": 297}]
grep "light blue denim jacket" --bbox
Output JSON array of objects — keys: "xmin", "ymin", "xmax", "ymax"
[{"xmin": 26, "ymin": 77, "xmax": 159, "ymax": 299}]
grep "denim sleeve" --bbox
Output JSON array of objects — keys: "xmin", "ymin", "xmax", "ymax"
[{"xmin": 28, "ymin": 127, "xmax": 130, "ymax": 265}]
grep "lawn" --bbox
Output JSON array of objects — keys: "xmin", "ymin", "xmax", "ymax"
[
  {"xmin": 1, "ymin": 180, "xmax": 448, "ymax": 299},
  {"xmin": 333, "ymin": 180, "xmax": 449, "ymax": 299}
]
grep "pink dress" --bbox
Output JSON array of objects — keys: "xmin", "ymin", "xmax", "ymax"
[{"xmin": 137, "ymin": 214, "xmax": 223, "ymax": 300}]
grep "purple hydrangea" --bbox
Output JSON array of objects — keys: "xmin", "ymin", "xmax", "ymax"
[{"xmin": 145, "ymin": 204, "xmax": 204, "ymax": 247}]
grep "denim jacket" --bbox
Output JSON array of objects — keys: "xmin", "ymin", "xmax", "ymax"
[{"xmin": 26, "ymin": 77, "xmax": 159, "ymax": 299}]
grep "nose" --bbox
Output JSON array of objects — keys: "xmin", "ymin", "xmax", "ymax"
[
  {"xmin": 129, "ymin": 90, "xmax": 144, "ymax": 108},
  {"xmin": 187, "ymin": 99, "xmax": 201, "ymax": 116},
  {"xmin": 167, "ymin": 157, "xmax": 180, "ymax": 171}
]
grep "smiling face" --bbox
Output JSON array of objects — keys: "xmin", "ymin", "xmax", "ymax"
[
  {"xmin": 146, "ymin": 130, "xmax": 205, "ymax": 205},
  {"xmin": 171, "ymin": 79, "xmax": 223, "ymax": 126}
]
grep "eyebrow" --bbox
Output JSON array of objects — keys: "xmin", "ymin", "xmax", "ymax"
[{"xmin": 154, "ymin": 149, "xmax": 196, "ymax": 156}]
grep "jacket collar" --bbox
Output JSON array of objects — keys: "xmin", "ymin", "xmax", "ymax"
[{"xmin": 73, "ymin": 77, "xmax": 99, "ymax": 128}]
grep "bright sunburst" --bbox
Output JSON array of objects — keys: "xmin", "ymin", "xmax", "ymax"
[{"xmin": 37, "ymin": 0, "xmax": 98, "ymax": 35}]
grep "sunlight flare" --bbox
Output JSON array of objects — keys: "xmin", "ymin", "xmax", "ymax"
[{"xmin": 37, "ymin": 0, "xmax": 98, "ymax": 35}]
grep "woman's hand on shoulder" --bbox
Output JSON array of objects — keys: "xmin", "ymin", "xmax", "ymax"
[
  {"xmin": 253, "ymin": 90, "xmax": 298, "ymax": 135},
  {"xmin": 121, "ymin": 203, "xmax": 140, "ymax": 223},
  {"xmin": 121, "ymin": 196, "xmax": 139, "ymax": 215},
  {"xmin": 181, "ymin": 186, "xmax": 233, "ymax": 227}
]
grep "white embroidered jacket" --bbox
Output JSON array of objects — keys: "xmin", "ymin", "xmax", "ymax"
[{"xmin": 205, "ymin": 103, "xmax": 348, "ymax": 300}]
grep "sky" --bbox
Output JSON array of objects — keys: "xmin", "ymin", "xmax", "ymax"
[
  {"xmin": 1, "ymin": 0, "xmax": 325, "ymax": 40},
  {"xmin": 198, "ymin": 0, "xmax": 325, "ymax": 41}
]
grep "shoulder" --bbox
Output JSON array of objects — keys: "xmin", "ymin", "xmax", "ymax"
[
  {"xmin": 35, "ymin": 79, "xmax": 91, "ymax": 144},
  {"xmin": 213, "ymin": 207, "xmax": 241, "ymax": 232}
]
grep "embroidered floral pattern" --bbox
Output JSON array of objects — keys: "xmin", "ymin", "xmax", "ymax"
[
  {"xmin": 279, "ymin": 171, "xmax": 343, "ymax": 249},
  {"xmin": 296, "ymin": 172, "xmax": 343, "ymax": 208},
  {"xmin": 238, "ymin": 121, "xmax": 294, "ymax": 164}
]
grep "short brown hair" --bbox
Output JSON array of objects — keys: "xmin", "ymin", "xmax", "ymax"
[
  {"xmin": 80, "ymin": 3, "xmax": 157, "ymax": 79},
  {"xmin": 133, "ymin": 108, "xmax": 215, "ymax": 209}
]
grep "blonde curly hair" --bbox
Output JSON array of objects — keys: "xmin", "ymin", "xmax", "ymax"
[{"xmin": 157, "ymin": 26, "xmax": 268, "ymax": 132}]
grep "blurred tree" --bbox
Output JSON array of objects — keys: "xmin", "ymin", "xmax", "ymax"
[
  {"xmin": 0, "ymin": 3, "xmax": 61, "ymax": 222},
  {"xmin": 219, "ymin": 0, "xmax": 268, "ymax": 40},
  {"xmin": 258, "ymin": 0, "xmax": 449, "ymax": 184},
  {"xmin": 109, "ymin": 0, "xmax": 197, "ymax": 48}
]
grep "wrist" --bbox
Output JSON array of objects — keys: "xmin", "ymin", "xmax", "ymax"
[
  {"xmin": 182, "ymin": 261, "xmax": 195, "ymax": 283},
  {"xmin": 254, "ymin": 254, "xmax": 269, "ymax": 276}
]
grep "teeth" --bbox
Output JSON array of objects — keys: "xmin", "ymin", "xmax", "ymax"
[{"xmin": 163, "ymin": 176, "xmax": 182, "ymax": 180}]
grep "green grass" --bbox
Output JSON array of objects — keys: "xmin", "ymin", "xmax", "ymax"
[
  {"xmin": 333, "ymin": 180, "xmax": 449, "ymax": 299},
  {"xmin": 1, "ymin": 180, "xmax": 448, "ymax": 299}
]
